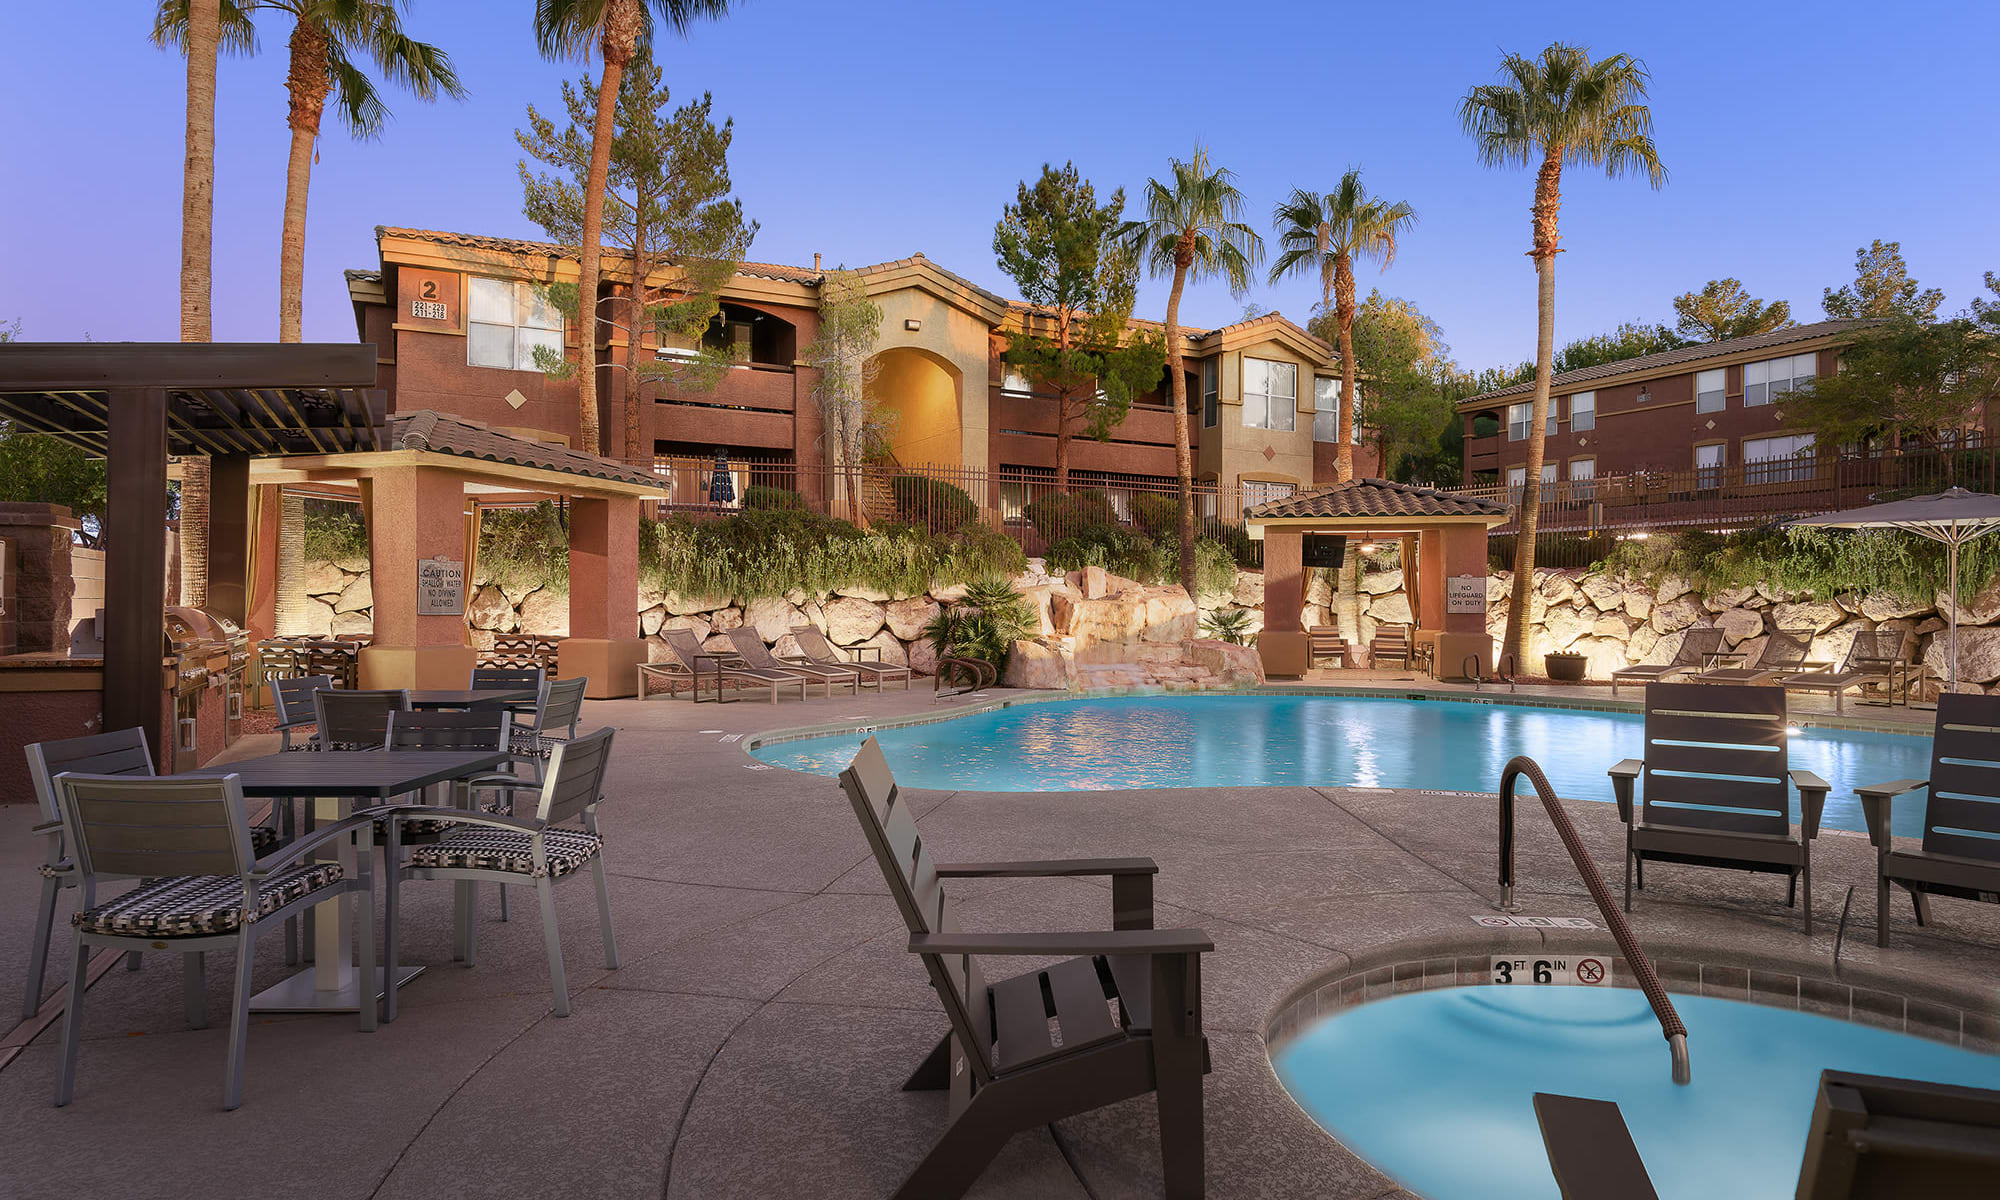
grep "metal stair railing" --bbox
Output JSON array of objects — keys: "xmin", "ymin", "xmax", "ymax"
[{"xmin": 1497, "ymin": 754, "xmax": 1691, "ymax": 1085}]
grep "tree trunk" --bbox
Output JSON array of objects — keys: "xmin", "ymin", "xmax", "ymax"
[
  {"xmin": 575, "ymin": 0, "xmax": 642, "ymax": 456},
  {"xmin": 626, "ymin": 207, "xmax": 647, "ymax": 464},
  {"xmin": 278, "ymin": 21, "xmax": 330, "ymax": 344},
  {"xmin": 1167, "ymin": 254, "xmax": 1196, "ymax": 597},
  {"xmin": 1334, "ymin": 254, "xmax": 1357, "ymax": 482},
  {"xmin": 1504, "ymin": 151, "xmax": 1565, "ymax": 673},
  {"xmin": 180, "ymin": 0, "xmax": 218, "ymax": 342},
  {"xmin": 1053, "ymin": 309, "xmax": 1073, "ymax": 493}
]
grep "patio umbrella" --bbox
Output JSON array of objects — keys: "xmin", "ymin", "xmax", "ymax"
[
  {"xmin": 707, "ymin": 450, "xmax": 736, "ymax": 505},
  {"xmin": 1791, "ymin": 486, "xmax": 2000, "ymax": 694}
]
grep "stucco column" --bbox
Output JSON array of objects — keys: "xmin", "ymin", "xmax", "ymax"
[
  {"xmin": 559, "ymin": 494, "xmax": 645, "ymax": 698},
  {"xmin": 245, "ymin": 485, "xmax": 281, "ymax": 642},
  {"xmin": 358, "ymin": 467, "xmax": 477, "ymax": 689},
  {"xmin": 1257, "ymin": 528, "xmax": 1307, "ymax": 677},
  {"xmin": 1426, "ymin": 524, "xmax": 1493, "ymax": 680}
]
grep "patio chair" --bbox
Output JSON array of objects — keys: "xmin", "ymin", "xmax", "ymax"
[
  {"xmin": 313, "ymin": 687, "xmax": 411, "ymax": 751},
  {"xmin": 1795, "ymin": 1070, "xmax": 2000, "ymax": 1198},
  {"xmin": 510, "ymin": 675, "xmax": 588, "ymax": 768},
  {"xmin": 382, "ymin": 725, "xmax": 619, "ymax": 1021},
  {"xmin": 470, "ymin": 665, "xmax": 545, "ymax": 715},
  {"xmin": 1609, "ymin": 627, "xmax": 1725, "ymax": 696},
  {"xmin": 1371, "ymin": 622, "xmax": 1412, "ymax": 670},
  {"xmin": 1854, "ymin": 692, "xmax": 2000, "ymax": 946},
  {"xmin": 270, "ymin": 673, "xmax": 335, "ymax": 751},
  {"xmin": 725, "ymin": 626, "xmax": 858, "ymax": 697},
  {"xmin": 790, "ymin": 624, "xmax": 912, "ymax": 691},
  {"xmin": 1782, "ymin": 629, "xmax": 1906, "ymax": 713},
  {"xmin": 50, "ymin": 772, "xmax": 375, "ymax": 1109},
  {"xmin": 1690, "ymin": 628, "xmax": 1815, "ymax": 685},
  {"xmin": 1609, "ymin": 683, "xmax": 1830, "ymax": 932},
  {"xmin": 838, "ymin": 738, "xmax": 1213, "ymax": 1200},
  {"xmin": 1307, "ymin": 625, "xmax": 1347, "ymax": 669},
  {"xmin": 648, "ymin": 628, "xmax": 806, "ymax": 704},
  {"xmin": 22, "ymin": 727, "xmax": 293, "ymax": 1018}
]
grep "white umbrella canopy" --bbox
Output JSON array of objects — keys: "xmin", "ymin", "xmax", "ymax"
[{"xmin": 1791, "ymin": 487, "xmax": 2000, "ymax": 693}]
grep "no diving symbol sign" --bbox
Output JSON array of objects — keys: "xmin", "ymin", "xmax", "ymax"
[{"xmin": 1576, "ymin": 958, "xmax": 1606, "ymax": 985}]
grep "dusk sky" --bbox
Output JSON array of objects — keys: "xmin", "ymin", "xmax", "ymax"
[{"xmin": 2, "ymin": 1, "xmax": 1994, "ymax": 372}]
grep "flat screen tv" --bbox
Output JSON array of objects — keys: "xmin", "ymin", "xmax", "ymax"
[{"xmin": 1302, "ymin": 534, "xmax": 1346, "ymax": 569}]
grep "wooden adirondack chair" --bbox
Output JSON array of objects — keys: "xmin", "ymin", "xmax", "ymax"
[
  {"xmin": 1857, "ymin": 691, "xmax": 2000, "ymax": 946},
  {"xmin": 838, "ymin": 738, "xmax": 1213, "ymax": 1199},
  {"xmin": 1609, "ymin": 683, "xmax": 1830, "ymax": 932}
]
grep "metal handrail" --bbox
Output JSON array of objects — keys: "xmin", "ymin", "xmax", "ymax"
[
  {"xmin": 1468, "ymin": 652, "xmax": 1517, "ymax": 693},
  {"xmin": 1497, "ymin": 754, "xmax": 1690, "ymax": 1085}
]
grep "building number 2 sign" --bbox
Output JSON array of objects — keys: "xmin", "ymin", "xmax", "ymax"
[{"xmin": 409, "ymin": 279, "xmax": 448, "ymax": 322}]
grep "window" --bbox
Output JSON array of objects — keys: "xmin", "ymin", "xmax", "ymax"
[
  {"xmin": 1507, "ymin": 401, "xmax": 1532, "ymax": 442},
  {"xmin": 1744, "ymin": 433, "xmax": 1817, "ymax": 483},
  {"xmin": 1505, "ymin": 463, "xmax": 1555, "ymax": 494},
  {"xmin": 1570, "ymin": 391, "xmax": 1595, "ymax": 432},
  {"xmin": 1695, "ymin": 368, "xmax": 1726, "ymax": 413},
  {"xmin": 1001, "ymin": 367, "xmax": 1034, "ymax": 394},
  {"xmin": 467, "ymin": 277, "xmax": 563, "ymax": 371},
  {"xmin": 1547, "ymin": 401, "xmax": 1559, "ymax": 437},
  {"xmin": 998, "ymin": 480, "xmax": 1031, "ymax": 521},
  {"xmin": 1694, "ymin": 443, "xmax": 1724, "ymax": 489},
  {"xmin": 1569, "ymin": 456, "xmax": 1595, "ymax": 499},
  {"xmin": 1200, "ymin": 359, "xmax": 1218, "ymax": 427},
  {"xmin": 1744, "ymin": 353, "xmax": 1817, "ymax": 406},
  {"xmin": 1241, "ymin": 358, "xmax": 1296, "ymax": 431},
  {"xmin": 1241, "ymin": 479, "xmax": 1295, "ymax": 512},
  {"xmin": 1350, "ymin": 380, "xmax": 1362, "ymax": 444},
  {"xmin": 1313, "ymin": 376, "xmax": 1342, "ymax": 442}
]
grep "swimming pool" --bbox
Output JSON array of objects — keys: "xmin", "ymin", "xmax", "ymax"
[
  {"xmin": 751, "ymin": 694, "xmax": 1933, "ymax": 836},
  {"xmin": 1273, "ymin": 986, "xmax": 2000, "ymax": 1200}
]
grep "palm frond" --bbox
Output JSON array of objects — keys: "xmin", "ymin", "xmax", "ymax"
[{"xmin": 151, "ymin": 0, "xmax": 260, "ymax": 56}]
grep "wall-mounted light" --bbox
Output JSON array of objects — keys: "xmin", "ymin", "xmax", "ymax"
[
  {"xmin": 904, "ymin": 319, "xmax": 921, "ymax": 332},
  {"xmin": 1636, "ymin": 388, "xmax": 1652, "ymax": 404},
  {"xmin": 1360, "ymin": 540, "xmax": 1378, "ymax": 554}
]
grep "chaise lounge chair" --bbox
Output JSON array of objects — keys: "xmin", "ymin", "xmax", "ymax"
[
  {"xmin": 838, "ymin": 738, "xmax": 1213, "ymax": 1200},
  {"xmin": 1371, "ymin": 622, "xmax": 1412, "ymax": 670},
  {"xmin": 789, "ymin": 624, "xmax": 912, "ymax": 691},
  {"xmin": 1782, "ymin": 629, "xmax": 1906, "ymax": 713},
  {"xmin": 1609, "ymin": 682, "xmax": 1830, "ymax": 932},
  {"xmin": 725, "ymin": 627, "xmax": 858, "ymax": 697},
  {"xmin": 1855, "ymin": 691, "xmax": 2000, "ymax": 946},
  {"xmin": 645, "ymin": 628, "xmax": 806, "ymax": 704},
  {"xmin": 1690, "ymin": 628, "xmax": 1815, "ymax": 685},
  {"xmin": 1307, "ymin": 625, "xmax": 1347, "ymax": 669},
  {"xmin": 1609, "ymin": 627, "xmax": 1724, "ymax": 696}
]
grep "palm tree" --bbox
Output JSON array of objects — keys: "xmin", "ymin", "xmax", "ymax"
[
  {"xmin": 1460, "ymin": 43, "xmax": 1665, "ymax": 671},
  {"xmin": 1268, "ymin": 171, "xmax": 1416, "ymax": 483},
  {"xmin": 1117, "ymin": 146, "xmax": 1263, "ymax": 597},
  {"xmin": 534, "ymin": 0, "xmax": 734, "ymax": 455},
  {"xmin": 156, "ymin": 1, "xmax": 465, "ymax": 344}
]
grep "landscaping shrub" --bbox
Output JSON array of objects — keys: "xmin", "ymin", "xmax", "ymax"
[
  {"xmin": 923, "ymin": 575, "xmax": 1035, "ymax": 673},
  {"xmin": 301, "ymin": 499, "xmax": 367, "ymax": 562},
  {"xmin": 479, "ymin": 501, "xmax": 570, "ymax": 589},
  {"xmin": 1593, "ymin": 524, "xmax": 2000, "ymax": 605},
  {"xmin": 889, "ymin": 474, "xmax": 979, "ymax": 533},
  {"xmin": 1201, "ymin": 607, "xmax": 1256, "ymax": 645},
  {"xmin": 1207, "ymin": 521, "xmax": 1262, "ymax": 569},
  {"xmin": 741, "ymin": 484, "xmax": 806, "ymax": 511},
  {"xmin": 1129, "ymin": 493, "xmax": 1181, "ymax": 539},
  {"xmin": 943, "ymin": 521, "xmax": 1027, "ymax": 580},
  {"xmin": 1045, "ymin": 524, "xmax": 1166, "ymax": 584},
  {"xmin": 1171, "ymin": 537, "xmax": 1241, "ymax": 598},
  {"xmin": 1023, "ymin": 488, "xmax": 1118, "ymax": 540}
]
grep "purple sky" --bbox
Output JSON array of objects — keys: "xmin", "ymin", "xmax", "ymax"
[{"xmin": 1, "ymin": 1, "xmax": 1994, "ymax": 372}]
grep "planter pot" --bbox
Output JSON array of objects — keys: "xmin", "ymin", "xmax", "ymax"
[{"xmin": 1544, "ymin": 653, "xmax": 1587, "ymax": 682}]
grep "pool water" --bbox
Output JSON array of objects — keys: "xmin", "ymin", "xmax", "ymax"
[
  {"xmin": 752, "ymin": 695, "xmax": 1933, "ymax": 836},
  {"xmin": 1273, "ymin": 987, "xmax": 2000, "ymax": 1200}
]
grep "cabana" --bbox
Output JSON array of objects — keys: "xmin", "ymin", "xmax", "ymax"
[{"xmin": 1243, "ymin": 479, "xmax": 1511, "ymax": 680}]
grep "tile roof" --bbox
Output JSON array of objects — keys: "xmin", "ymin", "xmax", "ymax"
[
  {"xmin": 853, "ymin": 252, "xmax": 1014, "ymax": 310},
  {"xmin": 343, "ymin": 268, "xmax": 381, "ymax": 284},
  {"xmin": 1461, "ymin": 319, "xmax": 1879, "ymax": 406},
  {"xmin": 389, "ymin": 410, "xmax": 664, "ymax": 489},
  {"xmin": 1246, "ymin": 478, "xmax": 1510, "ymax": 520},
  {"xmin": 375, "ymin": 226, "xmax": 824, "ymax": 284}
]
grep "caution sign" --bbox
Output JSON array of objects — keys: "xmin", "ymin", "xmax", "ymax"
[{"xmin": 416, "ymin": 556, "xmax": 464, "ymax": 616}]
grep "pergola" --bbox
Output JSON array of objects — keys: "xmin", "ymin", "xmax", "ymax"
[
  {"xmin": 0, "ymin": 342, "xmax": 384, "ymax": 744},
  {"xmin": 1244, "ymin": 479, "xmax": 1511, "ymax": 680}
]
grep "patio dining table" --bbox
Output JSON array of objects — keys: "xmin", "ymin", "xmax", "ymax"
[{"xmin": 176, "ymin": 749, "xmax": 507, "ymax": 1014}]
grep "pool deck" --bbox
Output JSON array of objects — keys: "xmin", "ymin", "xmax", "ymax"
[{"xmin": 1, "ymin": 679, "xmax": 1994, "ymax": 1199}]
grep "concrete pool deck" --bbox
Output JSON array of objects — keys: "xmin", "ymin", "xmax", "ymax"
[{"xmin": 1, "ymin": 681, "xmax": 1994, "ymax": 1199}]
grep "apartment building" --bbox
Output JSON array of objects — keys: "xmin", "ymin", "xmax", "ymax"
[
  {"xmin": 344, "ymin": 226, "xmax": 1376, "ymax": 514},
  {"xmin": 1455, "ymin": 320, "xmax": 1877, "ymax": 491}
]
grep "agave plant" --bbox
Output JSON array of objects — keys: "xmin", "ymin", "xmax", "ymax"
[
  {"xmin": 925, "ymin": 575, "xmax": 1035, "ymax": 671},
  {"xmin": 1201, "ymin": 607, "xmax": 1257, "ymax": 646}
]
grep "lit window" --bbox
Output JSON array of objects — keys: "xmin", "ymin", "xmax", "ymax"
[
  {"xmin": 1569, "ymin": 457, "xmax": 1595, "ymax": 499},
  {"xmin": 1744, "ymin": 353, "xmax": 1817, "ymax": 406},
  {"xmin": 1241, "ymin": 358, "xmax": 1297, "ymax": 432},
  {"xmin": 1001, "ymin": 367, "xmax": 1034, "ymax": 394},
  {"xmin": 1744, "ymin": 433, "xmax": 1816, "ymax": 483},
  {"xmin": 1313, "ymin": 377, "xmax": 1342, "ymax": 443},
  {"xmin": 1507, "ymin": 402, "xmax": 1532, "ymax": 442},
  {"xmin": 1201, "ymin": 359, "xmax": 1218, "ymax": 428},
  {"xmin": 468, "ymin": 277, "xmax": 564, "ymax": 371},
  {"xmin": 1695, "ymin": 368, "xmax": 1726, "ymax": 413},
  {"xmin": 1570, "ymin": 391, "xmax": 1595, "ymax": 431}
]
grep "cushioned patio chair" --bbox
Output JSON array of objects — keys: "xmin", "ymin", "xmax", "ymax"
[
  {"xmin": 509, "ymin": 675, "xmax": 587, "ymax": 769},
  {"xmin": 725, "ymin": 626, "xmax": 858, "ymax": 697},
  {"xmin": 1371, "ymin": 622, "xmax": 1412, "ymax": 670},
  {"xmin": 790, "ymin": 624, "xmax": 912, "ymax": 691},
  {"xmin": 50, "ymin": 772, "xmax": 375, "ymax": 1109},
  {"xmin": 1782, "ymin": 629, "xmax": 1905, "ymax": 713},
  {"xmin": 646, "ymin": 628, "xmax": 805, "ymax": 704},
  {"xmin": 1855, "ymin": 692, "xmax": 2000, "ymax": 946},
  {"xmin": 382, "ymin": 725, "xmax": 619, "ymax": 1021},
  {"xmin": 270, "ymin": 673, "xmax": 335, "ymax": 751},
  {"xmin": 1690, "ymin": 628, "xmax": 1815, "ymax": 685},
  {"xmin": 838, "ymin": 737, "xmax": 1213, "ymax": 1200},
  {"xmin": 22, "ymin": 727, "xmax": 289, "ymax": 1018},
  {"xmin": 1307, "ymin": 625, "xmax": 1347, "ymax": 669},
  {"xmin": 1609, "ymin": 682, "xmax": 1830, "ymax": 932},
  {"xmin": 1609, "ymin": 627, "xmax": 1724, "ymax": 696}
]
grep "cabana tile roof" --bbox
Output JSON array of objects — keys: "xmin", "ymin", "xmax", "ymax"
[
  {"xmin": 1246, "ymin": 478, "xmax": 1510, "ymax": 519},
  {"xmin": 390, "ymin": 410, "xmax": 664, "ymax": 488}
]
